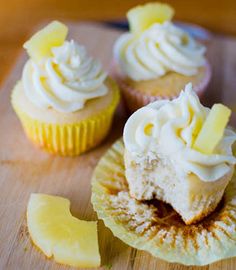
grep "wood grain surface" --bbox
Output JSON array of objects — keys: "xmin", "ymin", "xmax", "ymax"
[{"xmin": 0, "ymin": 22, "xmax": 236, "ymax": 270}]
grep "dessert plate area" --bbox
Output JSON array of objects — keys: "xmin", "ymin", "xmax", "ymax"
[{"xmin": 0, "ymin": 22, "xmax": 236, "ymax": 270}]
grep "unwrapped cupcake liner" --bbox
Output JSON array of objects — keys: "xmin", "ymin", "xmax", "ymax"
[
  {"xmin": 111, "ymin": 61, "xmax": 212, "ymax": 112},
  {"xmin": 92, "ymin": 138, "xmax": 236, "ymax": 266},
  {"xmin": 12, "ymin": 88, "xmax": 120, "ymax": 156}
]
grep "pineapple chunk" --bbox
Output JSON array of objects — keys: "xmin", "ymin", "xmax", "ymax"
[
  {"xmin": 144, "ymin": 123, "xmax": 153, "ymax": 136},
  {"xmin": 23, "ymin": 21, "xmax": 68, "ymax": 62},
  {"xmin": 127, "ymin": 2, "xmax": 174, "ymax": 35},
  {"xmin": 27, "ymin": 193, "xmax": 100, "ymax": 268},
  {"xmin": 193, "ymin": 104, "xmax": 231, "ymax": 154}
]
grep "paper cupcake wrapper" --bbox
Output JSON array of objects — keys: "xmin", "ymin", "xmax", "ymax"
[
  {"xmin": 12, "ymin": 88, "xmax": 120, "ymax": 156},
  {"xmin": 92, "ymin": 138, "xmax": 236, "ymax": 266},
  {"xmin": 111, "ymin": 61, "xmax": 212, "ymax": 112}
]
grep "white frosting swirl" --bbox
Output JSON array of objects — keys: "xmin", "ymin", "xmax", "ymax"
[
  {"xmin": 23, "ymin": 40, "xmax": 108, "ymax": 112},
  {"xmin": 124, "ymin": 84, "xmax": 236, "ymax": 182},
  {"xmin": 114, "ymin": 21, "xmax": 206, "ymax": 81}
]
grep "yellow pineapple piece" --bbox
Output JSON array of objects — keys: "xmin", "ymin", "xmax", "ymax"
[
  {"xmin": 27, "ymin": 193, "xmax": 100, "ymax": 268},
  {"xmin": 127, "ymin": 2, "xmax": 174, "ymax": 35},
  {"xmin": 144, "ymin": 123, "xmax": 154, "ymax": 136},
  {"xmin": 193, "ymin": 104, "xmax": 231, "ymax": 154},
  {"xmin": 23, "ymin": 21, "xmax": 68, "ymax": 62}
]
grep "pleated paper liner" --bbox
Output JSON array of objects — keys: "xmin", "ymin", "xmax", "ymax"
[
  {"xmin": 11, "ymin": 86, "xmax": 120, "ymax": 156},
  {"xmin": 91, "ymin": 138, "xmax": 236, "ymax": 266}
]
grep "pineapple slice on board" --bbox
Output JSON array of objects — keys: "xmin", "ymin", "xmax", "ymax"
[
  {"xmin": 193, "ymin": 104, "xmax": 231, "ymax": 154},
  {"xmin": 23, "ymin": 21, "xmax": 68, "ymax": 62},
  {"xmin": 127, "ymin": 2, "xmax": 174, "ymax": 35},
  {"xmin": 27, "ymin": 193, "xmax": 100, "ymax": 268}
]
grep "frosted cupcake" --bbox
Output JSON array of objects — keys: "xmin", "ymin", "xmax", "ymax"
[
  {"xmin": 92, "ymin": 84, "xmax": 236, "ymax": 265},
  {"xmin": 113, "ymin": 2, "xmax": 211, "ymax": 112},
  {"xmin": 124, "ymin": 83, "xmax": 236, "ymax": 224},
  {"xmin": 12, "ymin": 21, "xmax": 119, "ymax": 156}
]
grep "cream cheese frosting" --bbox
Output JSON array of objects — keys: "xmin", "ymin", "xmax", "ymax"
[
  {"xmin": 114, "ymin": 21, "xmax": 206, "ymax": 81},
  {"xmin": 23, "ymin": 40, "xmax": 108, "ymax": 113},
  {"xmin": 124, "ymin": 83, "xmax": 236, "ymax": 182}
]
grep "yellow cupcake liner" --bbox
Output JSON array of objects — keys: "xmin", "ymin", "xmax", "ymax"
[
  {"xmin": 92, "ymin": 138, "xmax": 236, "ymax": 266},
  {"xmin": 12, "ymin": 87, "xmax": 120, "ymax": 156}
]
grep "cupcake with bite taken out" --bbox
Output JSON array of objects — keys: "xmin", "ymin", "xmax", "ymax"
[
  {"xmin": 123, "ymin": 83, "xmax": 236, "ymax": 224},
  {"xmin": 112, "ymin": 2, "xmax": 211, "ymax": 112},
  {"xmin": 11, "ymin": 21, "xmax": 119, "ymax": 156},
  {"xmin": 92, "ymin": 83, "xmax": 236, "ymax": 266}
]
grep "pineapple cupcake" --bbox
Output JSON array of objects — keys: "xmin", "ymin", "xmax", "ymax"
[
  {"xmin": 92, "ymin": 84, "xmax": 236, "ymax": 265},
  {"xmin": 123, "ymin": 83, "xmax": 236, "ymax": 224},
  {"xmin": 12, "ymin": 21, "xmax": 120, "ymax": 156},
  {"xmin": 113, "ymin": 2, "xmax": 211, "ymax": 112}
]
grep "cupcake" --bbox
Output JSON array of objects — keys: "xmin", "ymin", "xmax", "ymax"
[
  {"xmin": 12, "ymin": 21, "xmax": 119, "ymax": 156},
  {"xmin": 92, "ymin": 84, "xmax": 236, "ymax": 265},
  {"xmin": 112, "ymin": 2, "xmax": 211, "ymax": 112},
  {"xmin": 123, "ymin": 83, "xmax": 236, "ymax": 224}
]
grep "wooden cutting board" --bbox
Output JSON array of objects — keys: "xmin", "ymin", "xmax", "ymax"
[{"xmin": 0, "ymin": 22, "xmax": 236, "ymax": 270}]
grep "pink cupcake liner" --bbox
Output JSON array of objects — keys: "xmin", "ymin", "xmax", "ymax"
[{"xmin": 110, "ymin": 61, "xmax": 212, "ymax": 113}]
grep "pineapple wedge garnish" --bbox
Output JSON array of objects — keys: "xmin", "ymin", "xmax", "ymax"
[
  {"xmin": 193, "ymin": 104, "xmax": 231, "ymax": 154},
  {"xmin": 23, "ymin": 21, "xmax": 68, "ymax": 62},
  {"xmin": 127, "ymin": 2, "xmax": 174, "ymax": 35},
  {"xmin": 27, "ymin": 193, "xmax": 100, "ymax": 268}
]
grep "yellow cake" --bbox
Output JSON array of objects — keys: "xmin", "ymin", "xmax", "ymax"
[
  {"xmin": 113, "ymin": 2, "xmax": 211, "ymax": 112},
  {"xmin": 11, "ymin": 21, "xmax": 120, "ymax": 156},
  {"xmin": 91, "ymin": 138, "xmax": 236, "ymax": 265},
  {"xmin": 123, "ymin": 83, "xmax": 236, "ymax": 224}
]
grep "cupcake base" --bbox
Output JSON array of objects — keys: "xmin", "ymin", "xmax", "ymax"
[
  {"xmin": 92, "ymin": 139, "xmax": 236, "ymax": 266},
  {"xmin": 111, "ymin": 61, "xmax": 211, "ymax": 112},
  {"xmin": 124, "ymin": 148, "xmax": 234, "ymax": 225},
  {"xmin": 11, "ymin": 78, "xmax": 120, "ymax": 156}
]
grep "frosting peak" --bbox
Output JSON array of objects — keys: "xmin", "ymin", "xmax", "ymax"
[
  {"xmin": 124, "ymin": 84, "xmax": 236, "ymax": 182},
  {"xmin": 23, "ymin": 40, "xmax": 108, "ymax": 113},
  {"xmin": 114, "ymin": 22, "xmax": 206, "ymax": 81}
]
